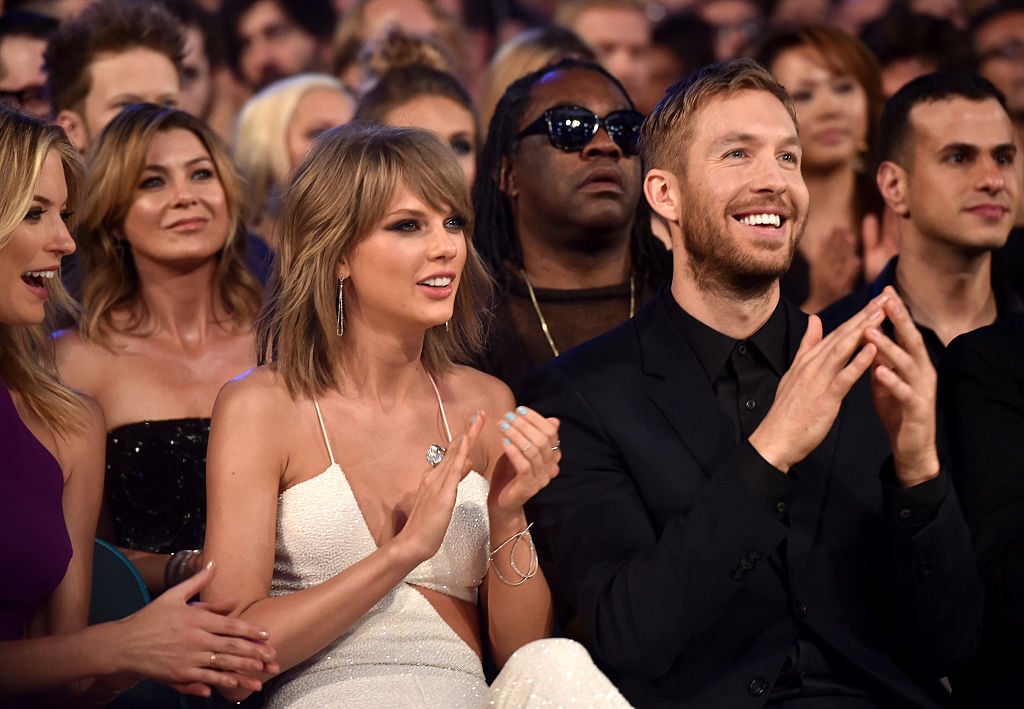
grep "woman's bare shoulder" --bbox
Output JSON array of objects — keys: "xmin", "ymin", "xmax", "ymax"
[
  {"xmin": 213, "ymin": 365, "xmax": 305, "ymax": 424},
  {"xmin": 445, "ymin": 364, "xmax": 515, "ymax": 415}
]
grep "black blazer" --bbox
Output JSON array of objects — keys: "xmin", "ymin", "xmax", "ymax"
[
  {"xmin": 940, "ymin": 314, "xmax": 1024, "ymax": 707},
  {"xmin": 522, "ymin": 292, "xmax": 982, "ymax": 708}
]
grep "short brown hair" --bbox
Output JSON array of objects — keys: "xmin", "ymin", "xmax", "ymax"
[
  {"xmin": 259, "ymin": 123, "xmax": 492, "ymax": 399},
  {"xmin": 45, "ymin": 0, "xmax": 185, "ymax": 114},
  {"xmin": 77, "ymin": 104, "xmax": 260, "ymax": 344},
  {"xmin": 640, "ymin": 57, "xmax": 796, "ymax": 175}
]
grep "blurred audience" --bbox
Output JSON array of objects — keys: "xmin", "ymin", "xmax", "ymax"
[
  {"xmin": 234, "ymin": 73, "xmax": 355, "ymax": 247},
  {"xmin": 219, "ymin": 0, "xmax": 336, "ymax": 92},
  {"xmin": 45, "ymin": 0, "xmax": 184, "ymax": 153},
  {"xmin": 0, "ymin": 11, "xmax": 56, "ymax": 119},
  {"xmin": 556, "ymin": 0, "xmax": 656, "ymax": 111},
  {"xmin": 860, "ymin": 8, "xmax": 976, "ymax": 98}
]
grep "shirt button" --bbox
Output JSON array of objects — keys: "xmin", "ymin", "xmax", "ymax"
[
  {"xmin": 899, "ymin": 508, "xmax": 912, "ymax": 520},
  {"xmin": 793, "ymin": 601, "xmax": 808, "ymax": 618},
  {"xmin": 745, "ymin": 399, "xmax": 757, "ymax": 410},
  {"xmin": 748, "ymin": 677, "xmax": 769, "ymax": 696},
  {"xmin": 737, "ymin": 343, "xmax": 748, "ymax": 354},
  {"xmin": 776, "ymin": 501, "xmax": 787, "ymax": 514}
]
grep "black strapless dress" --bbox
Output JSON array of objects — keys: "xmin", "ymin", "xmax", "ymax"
[{"xmin": 105, "ymin": 418, "xmax": 210, "ymax": 554}]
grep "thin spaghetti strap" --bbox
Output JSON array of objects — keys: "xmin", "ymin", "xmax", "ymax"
[
  {"xmin": 312, "ymin": 400, "xmax": 337, "ymax": 465},
  {"xmin": 426, "ymin": 372, "xmax": 452, "ymax": 444}
]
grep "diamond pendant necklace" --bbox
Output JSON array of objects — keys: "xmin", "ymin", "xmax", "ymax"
[
  {"xmin": 520, "ymin": 268, "xmax": 636, "ymax": 358},
  {"xmin": 425, "ymin": 371, "xmax": 451, "ymax": 467}
]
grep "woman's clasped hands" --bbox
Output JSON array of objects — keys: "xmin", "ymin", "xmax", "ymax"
[{"xmin": 117, "ymin": 560, "xmax": 279, "ymax": 697}]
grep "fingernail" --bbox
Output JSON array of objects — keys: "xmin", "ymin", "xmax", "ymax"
[
  {"xmin": 258, "ymin": 630, "xmax": 270, "ymax": 640},
  {"xmin": 506, "ymin": 412, "xmax": 516, "ymax": 421},
  {"xmin": 503, "ymin": 437, "xmax": 511, "ymax": 446},
  {"xmin": 516, "ymin": 406, "xmax": 527, "ymax": 415},
  {"xmin": 500, "ymin": 421, "xmax": 510, "ymax": 430}
]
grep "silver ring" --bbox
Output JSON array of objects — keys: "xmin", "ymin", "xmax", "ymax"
[
  {"xmin": 551, "ymin": 439, "xmax": 561, "ymax": 451},
  {"xmin": 521, "ymin": 442, "xmax": 532, "ymax": 452}
]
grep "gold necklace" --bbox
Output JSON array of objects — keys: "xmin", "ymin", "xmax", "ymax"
[{"xmin": 520, "ymin": 268, "xmax": 636, "ymax": 358}]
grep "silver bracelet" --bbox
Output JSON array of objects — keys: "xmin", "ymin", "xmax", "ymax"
[
  {"xmin": 165, "ymin": 549, "xmax": 201, "ymax": 588},
  {"xmin": 488, "ymin": 523, "xmax": 539, "ymax": 586}
]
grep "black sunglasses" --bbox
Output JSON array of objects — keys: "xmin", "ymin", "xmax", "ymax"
[{"xmin": 516, "ymin": 105, "xmax": 644, "ymax": 156}]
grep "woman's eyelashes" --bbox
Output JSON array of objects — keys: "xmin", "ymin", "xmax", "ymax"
[
  {"xmin": 386, "ymin": 215, "xmax": 467, "ymax": 233},
  {"xmin": 449, "ymin": 135, "xmax": 473, "ymax": 156}
]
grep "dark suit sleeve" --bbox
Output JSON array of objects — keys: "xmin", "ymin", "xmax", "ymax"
[
  {"xmin": 941, "ymin": 325, "xmax": 1024, "ymax": 652},
  {"xmin": 522, "ymin": 363, "xmax": 791, "ymax": 679}
]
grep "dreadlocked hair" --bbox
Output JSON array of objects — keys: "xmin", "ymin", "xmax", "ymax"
[{"xmin": 471, "ymin": 57, "xmax": 670, "ymax": 294}]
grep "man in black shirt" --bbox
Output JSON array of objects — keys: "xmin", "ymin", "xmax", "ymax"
[
  {"xmin": 821, "ymin": 71, "xmax": 1024, "ymax": 364},
  {"xmin": 521, "ymin": 59, "xmax": 982, "ymax": 707}
]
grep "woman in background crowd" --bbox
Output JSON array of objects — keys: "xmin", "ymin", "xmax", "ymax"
[
  {"xmin": 355, "ymin": 33, "xmax": 480, "ymax": 189},
  {"xmin": 234, "ymin": 73, "xmax": 356, "ymax": 248}
]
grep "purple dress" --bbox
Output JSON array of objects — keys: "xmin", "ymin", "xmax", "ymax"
[{"xmin": 0, "ymin": 383, "xmax": 72, "ymax": 640}]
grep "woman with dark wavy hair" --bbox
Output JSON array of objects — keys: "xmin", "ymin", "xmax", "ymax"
[
  {"xmin": 0, "ymin": 108, "xmax": 276, "ymax": 705},
  {"xmin": 54, "ymin": 103, "xmax": 262, "ymax": 595}
]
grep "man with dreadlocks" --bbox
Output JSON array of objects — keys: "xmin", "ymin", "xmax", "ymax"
[{"xmin": 471, "ymin": 58, "xmax": 670, "ymax": 394}]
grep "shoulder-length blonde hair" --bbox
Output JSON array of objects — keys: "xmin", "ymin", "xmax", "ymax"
[
  {"xmin": 0, "ymin": 109, "xmax": 88, "ymax": 433},
  {"xmin": 77, "ymin": 104, "xmax": 262, "ymax": 345},
  {"xmin": 259, "ymin": 123, "xmax": 492, "ymax": 399},
  {"xmin": 233, "ymin": 73, "xmax": 354, "ymax": 228}
]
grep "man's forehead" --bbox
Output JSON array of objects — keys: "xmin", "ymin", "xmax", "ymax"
[
  {"xmin": 525, "ymin": 69, "xmax": 629, "ymax": 115},
  {"xmin": 695, "ymin": 90, "xmax": 798, "ymax": 138},
  {"xmin": 908, "ymin": 97, "xmax": 1012, "ymax": 143}
]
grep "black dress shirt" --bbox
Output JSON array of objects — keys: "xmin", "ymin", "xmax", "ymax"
[{"xmin": 662, "ymin": 289, "xmax": 944, "ymax": 705}]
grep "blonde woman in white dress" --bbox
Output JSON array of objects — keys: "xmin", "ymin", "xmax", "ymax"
[{"xmin": 203, "ymin": 123, "xmax": 630, "ymax": 708}]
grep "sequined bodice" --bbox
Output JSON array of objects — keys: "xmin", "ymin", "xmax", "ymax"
[
  {"xmin": 273, "ymin": 465, "xmax": 489, "ymax": 601},
  {"xmin": 105, "ymin": 418, "xmax": 209, "ymax": 554},
  {"xmin": 264, "ymin": 383, "xmax": 491, "ymax": 707}
]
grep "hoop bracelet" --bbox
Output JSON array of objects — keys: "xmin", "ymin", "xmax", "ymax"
[{"xmin": 488, "ymin": 523, "xmax": 539, "ymax": 586}]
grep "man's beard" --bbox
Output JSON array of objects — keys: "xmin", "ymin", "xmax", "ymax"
[{"xmin": 679, "ymin": 197, "xmax": 801, "ymax": 299}]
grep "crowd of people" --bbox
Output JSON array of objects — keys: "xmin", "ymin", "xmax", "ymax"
[{"xmin": 0, "ymin": 0, "xmax": 1022, "ymax": 707}]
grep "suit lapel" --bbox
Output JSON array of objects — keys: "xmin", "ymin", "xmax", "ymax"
[{"xmin": 638, "ymin": 297, "xmax": 732, "ymax": 476}]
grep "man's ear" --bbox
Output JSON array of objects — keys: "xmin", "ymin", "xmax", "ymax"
[
  {"xmin": 644, "ymin": 168, "xmax": 681, "ymax": 225},
  {"xmin": 55, "ymin": 109, "xmax": 88, "ymax": 154},
  {"xmin": 499, "ymin": 156, "xmax": 518, "ymax": 198},
  {"xmin": 876, "ymin": 161, "xmax": 909, "ymax": 217}
]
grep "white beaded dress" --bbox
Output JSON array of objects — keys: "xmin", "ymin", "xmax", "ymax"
[{"xmin": 264, "ymin": 380, "xmax": 631, "ymax": 708}]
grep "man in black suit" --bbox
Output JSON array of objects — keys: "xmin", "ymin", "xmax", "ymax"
[
  {"xmin": 521, "ymin": 58, "xmax": 982, "ymax": 707},
  {"xmin": 940, "ymin": 314, "xmax": 1024, "ymax": 706},
  {"xmin": 820, "ymin": 71, "xmax": 1024, "ymax": 362}
]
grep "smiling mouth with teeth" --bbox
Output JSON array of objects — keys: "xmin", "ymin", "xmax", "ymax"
[
  {"xmin": 736, "ymin": 213, "xmax": 782, "ymax": 228},
  {"xmin": 419, "ymin": 276, "xmax": 454, "ymax": 287},
  {"xmin": 22, "ymin": 270, "xmax": 56, "ymax": 287}
]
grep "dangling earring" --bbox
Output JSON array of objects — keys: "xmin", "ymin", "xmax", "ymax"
[
  {"xmin": 444, "ymin": 320, "xmax": 450, "ymax": 333},
  {"xmin": 336, "ymin": 277, "xmax": 345, "ymax": 337}
]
